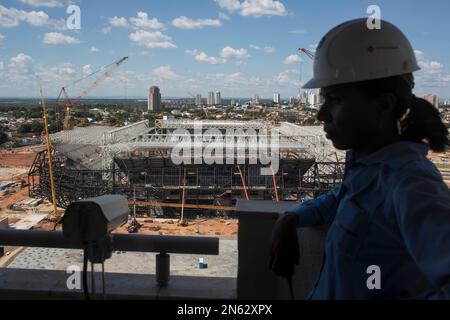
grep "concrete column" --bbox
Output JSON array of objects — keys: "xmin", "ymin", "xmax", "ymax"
[
  {"xmin": 0, "ymin": 218, "xmax": 8, "ymax": 258},
  {"xmin": 236, "ymin": 200, "xmax": 328, "ymax": 300},
  {"xmin": 156, "ymin": 253, "xmax": 170, "ymax": 287}
]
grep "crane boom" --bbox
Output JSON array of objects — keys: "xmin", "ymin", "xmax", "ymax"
[
  {"xmin": 298, "ymin": 48, "xmax": 315, "ymax": 60},
  {"xmin": 297, "ymin": 48, "xmax": 316, "ymax": 112},
  {"xmin": 64, "ymin": 56, "xmax": 128, "ymax": 111}
]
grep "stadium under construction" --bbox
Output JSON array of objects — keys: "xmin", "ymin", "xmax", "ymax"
[{"xmin": 28, "ymin": 119, "xmax": 345, "ymax": 218}]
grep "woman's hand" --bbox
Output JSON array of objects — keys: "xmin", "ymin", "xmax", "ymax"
[{"xmin": 269, "ymin": 213, "xmax": 300, "ymax": 278}]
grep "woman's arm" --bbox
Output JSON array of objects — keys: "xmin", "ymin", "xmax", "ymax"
[
  {"xmin": 286, "ymin": 185, "xmax": 342, "ymax": 227},
  {"xmin": 393, "ymin": 166, "xmax": 450, "ymax": 300}
]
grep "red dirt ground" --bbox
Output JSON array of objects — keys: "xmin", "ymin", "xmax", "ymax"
[{"xmin": 35, "ymin": 217, "xmax": 238, "ymax": 238}]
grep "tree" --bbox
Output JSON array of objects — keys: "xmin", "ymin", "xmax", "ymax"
[
  {"xmin": 18, "ymin": 123, "xmax": 32, "ymax": 134},
  {"xmin": 30, "ymin": 121, "xmax": 44, "ymax": 135},
  {"xmin": 18, "ymin": 121, "xmax": 44, "ymax": 135},
  {"xmin": 146, "ymin": 113, "xmax": 156, "ymax": 127},
  {"xmin": 0, "ymin": 125, "xmax": 9, "ymax": 145}
]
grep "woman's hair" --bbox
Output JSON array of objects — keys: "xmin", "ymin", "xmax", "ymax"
[{"xmin": 354, "ymin": 74, "xmax": 449, "ymax": 152}]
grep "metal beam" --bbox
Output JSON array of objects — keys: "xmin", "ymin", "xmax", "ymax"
[{"xmin": 131, "ymin": 200, "xmax": 236, "ymax": 212}]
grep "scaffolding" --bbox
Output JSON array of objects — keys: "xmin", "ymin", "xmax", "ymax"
[
  {"xmin": 29, "ymin": 150, "xmax": 343, "ymax": 216},
  {"xmin": 31, "ymin": 120, "xmax": 345, "ymax": 217}
]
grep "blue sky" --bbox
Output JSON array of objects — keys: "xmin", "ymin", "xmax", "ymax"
[{"xmin": 0, "ymin": 0, "xmax": 449, "ymax": 99}]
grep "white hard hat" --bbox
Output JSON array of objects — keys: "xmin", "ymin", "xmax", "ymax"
[{"xmin": 303, "ymin": 18, "xmax": 420, "ymax": 89}]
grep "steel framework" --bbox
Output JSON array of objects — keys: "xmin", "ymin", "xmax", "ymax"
[
  {"xmin": 30, "ymin": 120, "xmax": 345, "ymax": 217},
  {"xmin": 28, "ymin": 149, "xmax": 344, "ymax": 217}
]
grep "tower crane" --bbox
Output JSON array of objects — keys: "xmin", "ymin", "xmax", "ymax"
[
  {"xmin": 56, "ymin": 56, "xmax": 129, "ymax": 129},
  {"xmin": 297, "ymin": 48, "xmax": 316, "ymax": 112}
]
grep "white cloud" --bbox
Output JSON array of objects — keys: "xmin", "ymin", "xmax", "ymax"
[
  {"xmin": 241, "ymin": 0, "xmax": 287, "ymax": 17},
  {"xmin": 9, "ymin": 53, "xmax": 32, "ymax": 65},
  {"xmin": 263, "ymin": 46, "xmax": 275, "ymax": 53},
  {"xmin": 289, "ymin": 29, "xmax": 306, "ymax": 34},
  {"xmin": 130, "ymin": 11, "xmax": 165, "ymax": 30},
  {"xmin": 283, "ymin": 54, "xmax": 301, "ymax": 64},
  {"xmin": 109, "ymin": 16, "xmax": 128, "ymax": 27},
  {"xmin": 0, "ymin": 5, "xmax": 65, "ymax": 29},
  {"xmin": 101, "ymin": 26, "xmax": 111, "ymax": 34},
  {"xmin": 250, "ymin": 44, "xmax": 275, "ymax": 53},
  {"xmin": 82, "ymin": 64, "xmax": 93, "ymax": 76},
  {"xmin": 418, "ymin": 60, "xmax": 443, "ymax": 75},
  {"xmin": 56, "ymin": 62, "xmax": 76, "ymax": 77},
  {"xmin": 23, "ymin": 10, "xmax": 50, "ymax": 26},
  {"xmin": 215, "ymin": 0, "xmax": 242, "ymax": 13},
  {"xmin": 151, "ymin": 65, "xmax": 184, "ymax": 81},
  {"xmin": 220, "ymin": 46, "xmax": 250, "ymax": 59},
  {"xmin": 415, "ymin": 50, "xmax": 444, "ymax": 75},
  {"xmin": 221, "ymin": 72, "xmax": 265, "ymax": 88},
  {"xmin": 0, "ymin": 61, "xmax": 4, "ymax": 72},
  {"xmin": 439, "ymin": 75, "xmax": 450, "ymax": 82},
  {"xmin": 412, "ymin": 50, "xmax": 450, "ymax": 94},
  {"xmin": 274, "ymin": 69, "xmax": 301, "ymax": 87},
  {"xmin": 225, "ymin": 72, "xmax": 247, "ymax": 85},
  {"xmin": 35, "ymin": 62, "xmax": 77, "ymax": 84},
  {"xmin": 89, "ymin": 46, "xmax": 99, "ymax": 53},
  {"xmin": 0, "ymin": 33, "xmax": 4, "ymax": 45},
  {"xmin": 171, "ymin": 16, "xmax": 222, "ymax": 30},
  {"xmin": 215, "ymin": 0, "xmax": 287, "ymax": 18},
  {"xmin": 43, "ymin": 32, "xmax": 80, "ymax": 45},
  {"xmin": 129, "ymin": 30, "xmax": 176, "ymax": 49},
  {"xmin": 19, "ymin": 0, "xmax": 63, "ymax": 8},
  {"xmin": 218, "ymin": 12, "xmax": 231, "ymax": 20},
  {"xmin": 414, "ymin": 50, "xmax": 425, "ymax": 61},
  {"xmin": 8, "ymin": 53, "xmax": 34, "ymax": 80},
  {"xmin": 308, "ymin": 43, "xmax": 318, "ymax": 51},
  {"xmin": 186, "ymin": 49, "xmax": 227, "ymax": 65}
]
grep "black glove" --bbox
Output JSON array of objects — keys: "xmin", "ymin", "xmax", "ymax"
[{"xmin": 269, "ymin": 213, "xmax": 300, "ymax": 278}]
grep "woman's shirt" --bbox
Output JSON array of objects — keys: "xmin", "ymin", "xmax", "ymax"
[{"xmin": 288, "ymin": 141, "xmax": 450, "ymax": 299}]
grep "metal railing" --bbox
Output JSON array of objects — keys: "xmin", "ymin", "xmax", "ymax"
[{"xmin": 0, "ymin": 229, "xmax": 219, "ymax": 287}]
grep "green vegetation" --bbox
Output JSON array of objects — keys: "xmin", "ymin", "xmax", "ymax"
[
  {"xmin": 436, "ymin": 163, "xmax": 450, "ymax": 170},
  {"xmin": 0, "ymin": 125, "xmax": 8, "ymax": 144}
]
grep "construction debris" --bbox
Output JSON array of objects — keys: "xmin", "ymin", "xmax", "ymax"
[
  {"xmin": 10, "ymin": 198, "xmax": 43, "ymax": 211},
  {"xmin": 126, "ymin": 218, "xmax": 142, "ymax": 233},
  {"xmin": 178, "ymin": 220, "xmax": 189, "ymax": 227}
]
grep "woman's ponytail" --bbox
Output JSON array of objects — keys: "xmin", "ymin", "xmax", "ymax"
[
  {"xmin": 355, "ymin": 74, "xmax": 449, "ymax": 153},
  {"xmin": 400, "ymin": 96, "xmax": 449, "ymax": 152}
]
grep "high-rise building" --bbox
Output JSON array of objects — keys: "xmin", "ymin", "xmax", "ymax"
[
  {"xmin": 215, "ymin": 91, "xmax": 221, "ymax": 105},
  {"xmin": 424, "ymin": 94, "xmax": 440, "ymax": 109},
  {"xmin": 148, "ymin": 86, "xmax": 161, "ymax": 113},
  {"xmin": 195, "ymin": 94, "xmax": 202, "ymax": 106},
  {"xmin": 207, "ymin": 91, "xmax": 215, "ymax": 105},
  {"xmin": 252, "ymin": 95, "xmax": 260, "ymax": 105},
  {"xmin": 273, "ymin": 92, "xmax": 281, "ymax": 104},
  {"xmin": 444, "ymin": 99, "xmax": 449, "ymax": 107},
  {"xmin": 307, "ymin": 90, "xmax": 323, "ymax": 107},
  {"xmin": 307, "ymin": 92, "xmax": 315, "ymax": 106}
]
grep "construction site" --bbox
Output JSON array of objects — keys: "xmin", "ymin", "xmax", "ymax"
[
  {"xmin": 1, "ymin": 53, "xmax": 448, "ymax": 235},
  {"xmin": 27, "ymin": 118, "xmax": 346, "ymax": 220},
  {"xmin": 1, "ymin": 54, "xmax": 345, "ymax": 238}
]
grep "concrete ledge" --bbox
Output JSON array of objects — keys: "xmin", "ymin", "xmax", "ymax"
[
  {"xmin": 0, "ymin": 218, "xmax": 8, "ymax": 229},
  {"xmin": 0, "ymin": 268, "xmax": 237, "ymax": 300},
  {"xmin": 236, "ymin": 200, "xmax": 298, "ymax": 218},
  {"xmin": 236, "ymin": 200, "xmax": 327, "ymax": 300},
  {"xmin": 0, "ymin": 218, "xmax": 8, "ymax": 258}
]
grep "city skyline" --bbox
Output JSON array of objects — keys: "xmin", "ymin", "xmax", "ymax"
[{"xmin": 0, "ymin": 0, "xmax": 449, "ymax": 99}]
